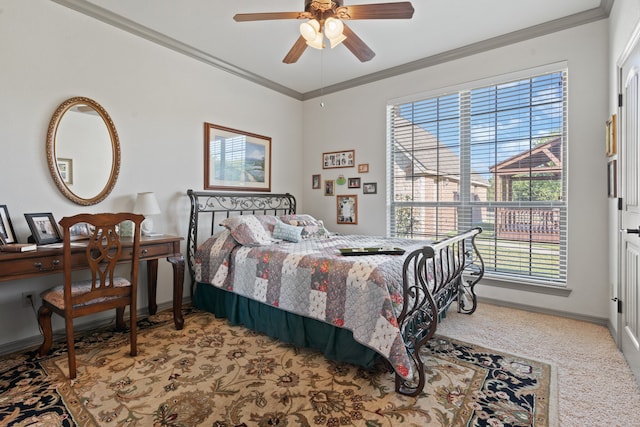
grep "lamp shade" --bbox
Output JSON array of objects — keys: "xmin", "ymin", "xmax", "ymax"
[
  {"xmin": 306, "ymin": 32, "xmax": 324, "ymax": 49},
  {"xmin": 324, "ymin": 18, "xmax": 343, "ymax": 38},
  {"xmin": 133, "ymin": 192, "xmax": 161, "ymax": 215},
  {"xmin": 324, "ymin": 17, "xmax": 346, "ymax": 48},
  {"xmin": 300, "ymin": 19, "xmax": 320, "ymax": 42}
]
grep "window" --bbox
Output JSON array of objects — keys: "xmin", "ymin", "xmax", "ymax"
[{"xmin": 387, "ymin": 67, "xmax": 567, "ymax": 285}]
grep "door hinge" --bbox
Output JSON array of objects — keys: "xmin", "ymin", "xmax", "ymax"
[
  {"xmin": 619, "ymin": 93, "xmax": 623, "ymax": 107},
  {"xmin": 618, "ymin": 197, "xmax": 623, "ymax": 210}
]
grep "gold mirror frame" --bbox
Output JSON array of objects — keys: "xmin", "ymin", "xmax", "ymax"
[{"xmin": 46, "ymin": 97, "xmax": 121, "ymax": 206}]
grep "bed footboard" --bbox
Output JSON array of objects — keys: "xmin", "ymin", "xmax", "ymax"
[{"xmin": 395, "ymin": 227, "xmax": 484, "ymax": 396}]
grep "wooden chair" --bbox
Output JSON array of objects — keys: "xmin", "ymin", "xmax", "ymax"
[{"xmin": 37, "ymin": 212, "xmax": 145, "ymax": 379}]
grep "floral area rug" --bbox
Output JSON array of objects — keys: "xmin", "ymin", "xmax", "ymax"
[{"xmin": 0, "ymin": 309, "xmax": 552, "ymax": 426}]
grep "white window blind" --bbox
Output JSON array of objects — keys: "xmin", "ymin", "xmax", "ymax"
[{"xmin": 387, "ymin": 69, "xmax": 567, "ymax": 284}]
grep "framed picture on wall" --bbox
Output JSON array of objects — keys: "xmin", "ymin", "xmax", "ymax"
[
  {"xmin": 363, "ymin": 182, "xmax": 377, "ymax": 194},
  {"xmin": 357, "ymin": 163, "xmax": 369, "ymax": 173},
  {"xmin": 606, "ymin": 114, "xmax": 617, "ymax": 157},
  {"xmin": 312, "ymin": 174, "xmax": 321, "ymax": 189},
  {"xmin": 324, "ymin": 180, "xmax": 335, "ymax": 196},
  {"xmin": 337, "ymin": 195, "xmax": 358, "ymax": 224},
  {"xmin": 348, "ymin": 177, "xmax": 361, "ymax": 188},
  {"xmin": 204, "ymin": 122, "xmax": 271, "ymax": 192},
  {"xmin": 608, "ymin": 160, "xmax": 617, "ymax": 198},
  {"xmin": 323, "ymin": 150, "xmax": 355, "ymax": 169}
]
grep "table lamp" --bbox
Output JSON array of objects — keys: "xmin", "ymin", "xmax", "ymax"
[{"xmin": 133, "ymin": 192, "xmax": 161, "ymax": 235}]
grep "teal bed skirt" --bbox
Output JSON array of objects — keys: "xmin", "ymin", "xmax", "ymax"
[{"xmin": 192, "ymin": 282, "xmax": 382, "ymax": 369}]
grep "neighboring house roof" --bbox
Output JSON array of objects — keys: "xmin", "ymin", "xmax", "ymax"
[{"xmin": 393, "ymin": 117, "xmax": 489, "ymax": 187}]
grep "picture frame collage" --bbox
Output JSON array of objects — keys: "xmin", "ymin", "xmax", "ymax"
[{"xmin": 313, "ymin": 150, "xmax": 377, "ymax": 224}]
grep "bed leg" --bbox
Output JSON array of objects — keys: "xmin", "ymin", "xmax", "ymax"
[{"xmin": 395, "ymin": 356, "xmax": 426, "ymax": 397}]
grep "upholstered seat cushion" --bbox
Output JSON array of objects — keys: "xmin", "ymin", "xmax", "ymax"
[{"xmin": 41, "ymin": 277, "xmax": 131, "ymax": 309}]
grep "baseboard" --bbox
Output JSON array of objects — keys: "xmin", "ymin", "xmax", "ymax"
[
  {"xmin": 0, "ymin": 297, "xmax": 192, "ymax": 356},
  {"xmin": 478, "ymin": 296, "xmax": 609, "ymax": 326}
]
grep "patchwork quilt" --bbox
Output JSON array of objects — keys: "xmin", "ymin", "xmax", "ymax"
[{"xmin": 195, "ymin": 229, "xmax": 436, "ymax": 380}]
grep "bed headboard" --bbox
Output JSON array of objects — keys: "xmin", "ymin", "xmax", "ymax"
[{"xmin": 186, "ymin": 190, "xmax": 297, "ymax": 287}]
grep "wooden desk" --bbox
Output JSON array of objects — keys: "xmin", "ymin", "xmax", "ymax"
[{"xmin": 0, "ymin": 234, "xmax": 185, "ymax": 330}]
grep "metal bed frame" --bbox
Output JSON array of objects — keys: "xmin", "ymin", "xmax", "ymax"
[{"xmin": 186, "ymin": 189, "xmax": 484, "ymax": 396}]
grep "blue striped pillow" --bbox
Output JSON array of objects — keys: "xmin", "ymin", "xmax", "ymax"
[{"xmin": 272, "ymin": 220, "xmax": 303, "ymax": 243}]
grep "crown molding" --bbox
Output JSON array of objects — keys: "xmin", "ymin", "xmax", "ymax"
[{"xmin": 52, "ymin": 0, "xmax": 609, "ymax": 101}]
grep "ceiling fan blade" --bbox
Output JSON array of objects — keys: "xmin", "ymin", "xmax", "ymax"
[
  {"xmin": 283, "ymin": 36, "xmax": 308, "ymax": 64},
  {"xmin": 339, "ymin": 2, "xmax": 415, "ymax": 20},
  {"xmin": 234, "ymin": 12, "xmax": 305, "ymax": 22},
  {"xmin": 341, "ymin": 24, "xmax": 375, "ymax": 62}
]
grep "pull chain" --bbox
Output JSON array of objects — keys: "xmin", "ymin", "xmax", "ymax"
[{"xmin": 320, "ymin": 49, "xmax": 325, "ymax": 107}]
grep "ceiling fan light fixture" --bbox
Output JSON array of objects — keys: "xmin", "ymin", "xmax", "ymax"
[
  {"xmin": 324, "ymin": 17, "xmax": 346, "ymax": 48},
  {"xmin": 306, "ymin": 32, "xmax": 324, "ymax": 49},
  {"xmin": 237, "ymin": 0, "xmax": 415, "ymax": 64},
  {"xmin": 327, "ymin": 33, "xmax": 346, "ymax": 48},
  {"xmin": 300, "ymin": 19, "xmax": 320, "ymax": 42},
  {"xmin": 323, "ymin": 17, "xmax": 343, "ymax": 38}
]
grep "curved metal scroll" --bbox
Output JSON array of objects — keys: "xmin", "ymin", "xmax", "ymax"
[{"xmin": 395, "ymin": 227, "xmax": 483, "ymax": 396}]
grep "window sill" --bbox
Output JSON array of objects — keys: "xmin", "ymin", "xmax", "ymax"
[{"xmin": 477, "ymin": 275, "xmax": 572, "ymax": 297}]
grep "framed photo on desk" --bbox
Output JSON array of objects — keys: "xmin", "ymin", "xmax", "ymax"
[
  {"xmin": 25, "ymin": 212, "xmax": 62, "ymax": 245},
  {"xmin": 0, "ymin": 205, "xmax": 17, "ymax": 244}
]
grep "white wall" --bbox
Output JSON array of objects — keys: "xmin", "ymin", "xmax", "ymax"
[
  {"xmin": 0, "ymin": 0, "xmax": 303, "ymax": 348},
  {"xmin": 302, "ymin": 20, "xmax": 610, "ymax": 320}
]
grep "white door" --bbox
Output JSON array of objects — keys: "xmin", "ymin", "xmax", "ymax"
[{"xmin": 620, "ymin": 37, "xmax": 640, "ymax": 383}]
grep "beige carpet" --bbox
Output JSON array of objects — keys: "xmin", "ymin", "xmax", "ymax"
[{"xmin": 437, "ymin": 303, "xmax": 640, "ymax": 427}]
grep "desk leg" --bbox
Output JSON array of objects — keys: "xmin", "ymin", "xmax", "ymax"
[
  {"xmin": 168, "ymin": 253, "xmax": 185, "ymax": 330},
  {"xmin": 147, "ymin": 259, "xmax": 159, "ymax": 315}
]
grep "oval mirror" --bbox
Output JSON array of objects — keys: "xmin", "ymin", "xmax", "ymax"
[{"xmin": 46, "ymin": 97, "xmax": 120, "ymax": 205}]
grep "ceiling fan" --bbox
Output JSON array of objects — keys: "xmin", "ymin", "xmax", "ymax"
[{"xmin": 233, "ymin": 1, "xmax": 415, "ymax": 64}]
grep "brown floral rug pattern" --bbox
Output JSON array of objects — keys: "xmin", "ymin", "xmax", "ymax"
[{"xmin": 0, "ymin": 309, "xmax": 551, "ymax": 426}]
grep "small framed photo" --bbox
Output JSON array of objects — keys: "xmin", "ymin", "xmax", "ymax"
[
  {"xmin": 606, "ymin": 114, "xmax": 617, "ymax": 157},
  {"xmin": 348, "ymin": 177, "xmax": 361, "ymax": 188},
  {"xmin": 608, "ymin": 160, "xmax": 617, "ymax": 198},
  {"xmin": 363, "ymin": 182, "xmax": 377, "ymax": 194},
  {"xmin": 323, "ymin": 150, "xmax": 355, "ymax": 169},
  {"xmin": 312, "ymin": 174, "xmax": 321, "ymax": 189},
  {"xmin": 69, "ymin": 223, "xmax": 91, "ymax": 241},
  {"xmin": 324, "ymin": 180, "xmax": 335, "ymax": 196},
  {"xmin": 337, "ymin": 195, "xmax": 358, "ymax": 224},
  {"xmin": 0, "ymin": 205, "xmax": 17, "ymax": 244},
  {"xmin": 56, "ymin": 157, "xmax": 73, "ymax": 184},
  {"xmin": 357, "ymin": 163, "xmax": 369, "ymax": 173},
  {"xmin": 24, "ymin": 213, "xmax": 62, "ymax": 245}
]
